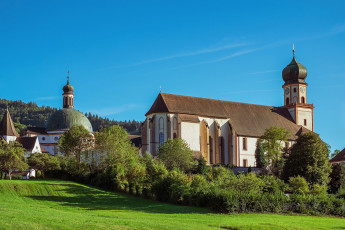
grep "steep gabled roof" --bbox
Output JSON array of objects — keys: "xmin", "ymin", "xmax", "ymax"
[
  {"xmin": 0, "ymin": 109, "xmax": 19, "ymax": 137},
  {"xmin": 16, "ymin": 136, "xmax": 38, "ymax": 152},
  {"xmin": 146, "ymin": 93, "xmax": 311, "ymax": 140},
  {"xmin": 330, "ymin": 148, "xmax": 345, "ymax": 163}
]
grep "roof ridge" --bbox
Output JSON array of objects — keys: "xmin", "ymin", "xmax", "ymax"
[{"xmin": 160, "ymin": 92, "xmax": 276, "ymax": 108}]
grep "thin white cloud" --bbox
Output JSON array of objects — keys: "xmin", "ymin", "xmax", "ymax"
[
  {"xmin": 35, "ymin": 96, "xmax": 58, "ymax": 101},
  {"xmin": 112, "ymin": 42, "xmax": 250, "ymax": 68},
  {"xmin": 203, "ymin": 48, "xmax": 260, "ymax": 64},
  {"xmin": 89, "ymin": 104, "xmax": 142, "ymax": 117}
]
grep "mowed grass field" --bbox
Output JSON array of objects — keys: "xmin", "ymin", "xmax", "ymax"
[{"xmin": 0, "ymin": 180, "xmax": 344, "ymax": 230}]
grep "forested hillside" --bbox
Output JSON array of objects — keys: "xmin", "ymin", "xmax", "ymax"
[{"xmin": 0, "ymin": 99, "xmax": 142, "ymax": 134}]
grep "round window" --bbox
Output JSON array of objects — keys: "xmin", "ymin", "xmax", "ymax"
[
  {"xmin": 54, "ymin": 137, "xmax": 59, "ymax": 141},
  {"xmin": 42, "ymin": 137, "xmax": 46, "ymax": 141}
]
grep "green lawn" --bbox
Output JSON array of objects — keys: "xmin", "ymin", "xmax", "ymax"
[{"xmin": 0, "ymin": 180, "xmax": 344, "ymax": 230}]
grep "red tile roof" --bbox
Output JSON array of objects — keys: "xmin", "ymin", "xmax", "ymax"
[{"xmin": 146, "ymin": 93, "xmax": 311, "ymax": 140}]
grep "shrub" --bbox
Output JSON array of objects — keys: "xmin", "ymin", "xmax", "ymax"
[
  {"xmin": 261, "ymin": 175, "xmax": 286, "ymax": 194},
  {"xmin": 152, "ymin": 169, "xmax": 191, "ymax": 204},
  {"xmin": 289, "ymin": 176, "xmax": 309, "ymax": 195}
]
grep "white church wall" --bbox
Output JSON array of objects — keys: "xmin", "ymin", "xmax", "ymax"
[
  {"xmin": 238, "ymin": 136, "xmax": 257, "ymax": 167},
  {"xmin": 297, "ymin": 108, "xmax": 313, "ymax": 130},
  {"xmin": 181, "ymin": 122, "xmax": 200, "ymax": 151},
  {"xmin": 198, "ymin": 117, "xmax": 230, "ymax": 164}
]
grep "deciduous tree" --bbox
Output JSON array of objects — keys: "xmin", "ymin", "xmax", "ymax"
[
  {"xmin": 259, "ymin": 126, "xmax": 290, "ymax": 177},
  {"xmin": 157, "ymin": 138, "xmax": 194, "ymax": 172},
  {"xmin": 28, "ymin": 152, "xmax": 61, "ymax": 177},
  {"xmin": 282, "ymin": 132, "xmax": 331, "ymax": 185},
  {"xmin": 58, "ymin": 125, "xmax": 94, "ymax": 171},
  {"xmin": 0, "ymin": 140, "xmax": 27, "ymax": 180}
]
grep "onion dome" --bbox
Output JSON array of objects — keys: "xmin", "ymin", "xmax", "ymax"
[
  {"xmin": 63, "ymin": 78, "xmax": 74, "ymax": 93},
  {"xmin": 282, "ymin": 52, "xmax": 307, "ymax": 84},
  {"xmin": 46, "ymin": 108, "xmax": 93, "ymax": 132}
]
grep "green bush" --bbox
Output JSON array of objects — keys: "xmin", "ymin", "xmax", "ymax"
[{"xmin": 289, "ymin": 176, "xmax": 310, "ymax": 195}]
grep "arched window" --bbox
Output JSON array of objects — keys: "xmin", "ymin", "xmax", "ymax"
[
  {"xmin": 286, "ymin": 98, "xmax": 290, "ymax": 105},
  {"xmin": 301, "ymin": 97, "xmax": 305, "ymax": 103},
  {"xmin": 64, "ymin": 97, "xmax": 68, "ymax": 105},
  {"xmin": 159, "ymin": 117, "xmax": 164, "ymax": 131},
  {"xmin": 173, "ymin": 117, "xmax": 177, "ymax": 130}
]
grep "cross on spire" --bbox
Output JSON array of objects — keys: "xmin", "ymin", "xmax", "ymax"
[
  {"xmin": 67, "ymin": 70, "xmax": 70, "ymax": 84},
  {"xmin": 293, "ymin": 43, "xmax": 295, "ymax": 57}
]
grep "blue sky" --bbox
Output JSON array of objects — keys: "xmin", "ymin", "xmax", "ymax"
[{"xmin": 1, "ymin": 0, "xmax": 344, "ymax": 152}]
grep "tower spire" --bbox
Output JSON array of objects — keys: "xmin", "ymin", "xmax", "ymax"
[{"xmin": 293, "ymin": 43, "xmax": 295, "ymax": 57}]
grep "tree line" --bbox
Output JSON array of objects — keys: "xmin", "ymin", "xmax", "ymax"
[
  {"xmin": 1, "ymin": 125, "xmax": 345, "ymax": 216},
  {"xmin": 0, "ymin": 98, "xmax": 142, "ymax": 134}
]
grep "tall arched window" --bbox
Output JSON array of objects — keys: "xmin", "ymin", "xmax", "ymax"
[
  {"xmin": 159, "ymin": 117, "xmax": 164, "ymax": 145},
  {"xmin": 286, "ymin": 98, "xmax": 290, "ymax": 105},
  {"xmin": 301, "ymin": 97, "xmax": 305, "ymax": 104}
]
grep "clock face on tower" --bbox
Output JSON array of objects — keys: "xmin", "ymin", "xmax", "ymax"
[
  {"xmin": 285, "ymin": 88, "xmax": 290, "ymax": 95},
  {"xmin": 300, "ymin": 87, "xmax": 305, "ymax": 93}
]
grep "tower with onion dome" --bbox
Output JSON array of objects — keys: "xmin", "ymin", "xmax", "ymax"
[
  {"xmin": 282, "ymin": 45, "xmax": 314, "ymax": 131},
  {"xmin": 40, "ymin": 72, "xmax": 93, "ymax": 155}
]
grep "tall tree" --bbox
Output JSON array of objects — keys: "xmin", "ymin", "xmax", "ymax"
[
  {"xmin": 259, "ymin": 126, "xmax": 290, "ymax": 177},
  {"xmin": 58, "ymin": 125, "xmax": 94, "ymax": 171},
  {"xmin": 0, "ymin": 140, "xmax": 28, "ymax": 180},
  {"xmin": 95, "ymin": 125, "xmax": 145, "ymax": 192},
  {"xmin": 282, "ymin": 132, "xmax": 331, "ymax": 185}
]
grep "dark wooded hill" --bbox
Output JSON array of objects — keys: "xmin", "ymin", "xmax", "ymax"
[{"xmin": 0, "ymin": 99, "xmax": 142, "ymax": 134}]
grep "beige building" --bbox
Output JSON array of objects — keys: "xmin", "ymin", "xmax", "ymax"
[{"xmin": 141, "ymin": 51, "xmax": 313, "ymax": 167}]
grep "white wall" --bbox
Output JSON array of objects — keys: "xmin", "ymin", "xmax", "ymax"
[
  {"xmin": 3, "ymin": 135, "xmax": 17, "ymax": 143},
  {"xmin": 297, "ymin": 108, "xmax": 313, "ymax": 130},
  {"xmin": 181, "ymin": 122, "xmax": 200, "ymax": 151},
  {"xmin": 238, "ymin": 136, "xmax": 257, "ymax": 167}
]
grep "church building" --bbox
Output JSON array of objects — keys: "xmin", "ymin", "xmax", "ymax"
[
  {"xmin": 141, "ymin": 51, "xmax": 314, "ymax": 167},
  {"xmin": 23, "ymin": 76, "xmax": 93, "ymax": 155}
]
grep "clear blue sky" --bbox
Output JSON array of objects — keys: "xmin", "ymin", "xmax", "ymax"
[{"xmin": 1, "ymin": 0, "xmax": 344, "ymax": 152}]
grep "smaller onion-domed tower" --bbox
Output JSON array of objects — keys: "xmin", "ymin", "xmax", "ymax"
[
  {"xmin": 63, "ymin": 72, "xmax": 74, "ymax": 109},
  {"xmin": 282, "ymin": 45, "xmax": 314, "ymax": 131}
]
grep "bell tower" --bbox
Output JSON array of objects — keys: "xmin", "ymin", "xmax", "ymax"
[
  {"xmin": 282, "ymin": 45, "xmax": 314, "ymax": 131},
  {"xmin": 62, "ymin": 71, "xmax": 74, "ymax": 109}
]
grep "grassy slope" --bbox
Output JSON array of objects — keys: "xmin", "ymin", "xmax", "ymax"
[{"xmin": 0, "ymin": 180, "xmax": 344, "ymax": 230}]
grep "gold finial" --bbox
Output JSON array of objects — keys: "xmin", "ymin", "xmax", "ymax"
[{"xmin": 293, "ymin": 43, "xmax": 295, "ymax": 57}]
